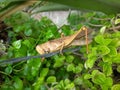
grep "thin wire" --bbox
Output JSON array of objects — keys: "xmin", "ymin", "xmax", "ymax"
[{"xmin": 0, "ymin": 47, "xmax": 81, "ymax": 65}]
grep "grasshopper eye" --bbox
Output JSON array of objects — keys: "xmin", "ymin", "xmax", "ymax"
[
  {"xmin": 44, "ymin": 48, "xmax": 50, "ymax": 54},
  {"xmin": 44, "ymin": 51, "xmax": 49, "ymax": 53}
]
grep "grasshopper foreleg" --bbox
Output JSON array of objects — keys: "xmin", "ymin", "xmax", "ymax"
[{"xmin": 60, "ymin": 41, "xmax": 65, "ymax": 55}]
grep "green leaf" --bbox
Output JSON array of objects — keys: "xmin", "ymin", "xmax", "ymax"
[
  {"xmin": 100, "ymin": 26, "xmax": 106, "ymax": 34},
  {"xmin": 92, "ymin": 70, "xmax": 106, "ymax": 85},
  {"xmin": 5, "ymin": 65, "xmax": 12, "ymax": 75},
  {"xmin": 31, "ymin": 59, "xmax": 41, "ymax": 76},
  {"xmin": 92, "ymin": 70, "xmax": 98, "ymax": 76},
  {"xmin": 61, "ymin": 25, "xmax": 73, "ymax": 35},
  {"xmin": 53, "ymin": 56, "xmax": 65, "ymax": 67},
  {"xmin": 40, "ymin": 85, "xmax": 47, "ymax": 90},
  {"xmin": 14, "ymin": 26, "xmax": 23, "ymax": 33},
  {"xmin": 46, "ymin": 30, "xmax": 54, "ymax": 39},
  {"xmin": 22, "ymin": 39, "xmax": 31, "ymax": 47},
  {"xmin": 117, "ymin": 65, "xmax": 120, "ymax": 73},
  {"xmin": 103, "ymin": 62, "xmax": 112, "ymax": 76},
  {"xmin": 74, "ymin": 64, "xmax": 83, "ymax": 73},
  {"xmin": 95, "ymin": 35, "xmax": 112, "ymax": 45},
  {"xmin": 109, "ymin": 38, "xmax": 120, "ymax": 47},
  {"xmin": 1, "ymin": 85, "xmax": 14, "ymax": 90},
  {"xmin": 33, "ymin": 77, "xmax": 44, "ymax": 90},
  {"xmin": 102, "ymin": 56, "xmax": 112, "ymax": 62},
  {"xmin": 60, "ymin": 55, "xmax": 66, "ymax": 60},
  {"xmin": 101, "ymin": 85, "xmax": 108, "ymax": 90},
  {"xmin": 23, "ymin": 58, "xmax": 41, "ymax": 79},
  {"xmin": 112, "ymin": 84, "xmax": 120, "ymax": 90},
  {"xmin": 84, "ymin": 74, "xmax": 92, "ymax": 79},
  {"xmin": 108, "ymin": 46, "xmax": 117, "ymax": 57},
  {"xmin": 115, "ymin": 19, "xmax": 120, "ymax": 25},
  {"xmin": 87, "ymin": 47, "xmax": 97, "ymax": 59},
  {"xmin": 116, "ymin": 41, "xmax": 120, "ymax": 47},
  {"xmin": 24, "ymin": 29, "xmax": 32, "ymax": 36},
  {"xmin": 40, "ymin": 68, "xmax": 49, "ymax": 77},
  {"xmin": 64, "ymin": 79, "xmax": 70, "ymax": 85},
  {"xmin": 85, "ymin": 59, "xmax": 96, "ymax": 69},
  {"xmin": 103, "ymin": 39, "xmax": 112, "ymax": 46},
  {"xmin": 65, "ymin": 83, "xmax": 74, "ymax": 89},
  {"xmin": 66, "ymin": 55, "xmax": 74, "ymax": 63},
  {"xmin": 105, "ymin": 77, "xmax": 113, "ymax": 87},
  {"xmin": 95, "ymin": 35, "xmax": 104, "ymax": 45},
  {"xmin": 53, "ymin": 60, "xmax": 63, "ymax": 67},
  {"xmin": 84, "ymin": 79, "xmax": 93, "ymax": 88},
  {"xmin": 67, "ymin": 63, "xmax": 75, "ymax": 72},
  {"xmin": 14, "ymin": 45, "xmax": 27, "ymax": 57},
  {"xmin": 46, "ymin": 61, "xmax": 51, "ymax": 67},
  {"xmin": 23, "ymin": 64, "xmax": 29, "ymax": 75},
  {"xmin": 74, "ymin": 77, "xmax": 83, "ymax": 85},
  {"xmin": 59, "ymin": 80, "xmax": 64, "ymax": 88},
  {"xmin": 12, "ymin": 40, "xmax": 22, "ymax": 49},
  {"xmin": 46, "ymin": 76, "xmax": 56, "ymax": 83},
  {"xmin": 112, "ymin": 54, "xmax": 120, "ymax": 63},
  {"xmin": 92, "ymin": 70, "xmax": 113, "ymax": 89},
  {"xmin": 97, "ymin": 45, "xmax": 110, "ymax": 55},
  {"xmin": 112, "ymin": 32, "xmax": 120, "ymax": 38},
  {"xmin": 13, "ymin": 77, "xmax": 23, "ymax": 90}
]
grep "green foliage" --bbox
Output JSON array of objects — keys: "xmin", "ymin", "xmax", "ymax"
[
  {"xmin": 13, "ymin": 76, "xmax": 23, "ymax": 90},
  {"xmin": 0, "ymin": 11, "xmax": 120, "ymax": 90},
  {"xmin": 5, "ymin": 65, "xmax": 12, "ymax": 75},
  {"xmin": 46, "ymin": 76, "xmax": 56, "ymax": 83},
  {"xmin": 91, "ymin": 70, "xmax": 113, "ymax": 90},
  {"xmin": 112, "ymin": 84, "xmax": 120, "ymax": 90}
]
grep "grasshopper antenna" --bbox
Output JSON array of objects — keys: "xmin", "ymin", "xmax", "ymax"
[{"xmin": 82, "ymin": 26, "xmax": 89, "ymax": 54}]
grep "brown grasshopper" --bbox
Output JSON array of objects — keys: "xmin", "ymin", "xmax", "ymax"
[{"xmin": 36, "ymin": 26, "xmax": 92, "ymax": 55}]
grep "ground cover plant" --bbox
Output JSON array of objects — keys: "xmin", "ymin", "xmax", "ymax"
[{"xmin": 0, "ymin": 11, "xmax": 120, "ymax": 90}]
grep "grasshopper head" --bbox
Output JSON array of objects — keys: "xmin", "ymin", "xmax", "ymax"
[{"xmin": 36, "ymin": 45, "xmax": 45, "ymax": 55}]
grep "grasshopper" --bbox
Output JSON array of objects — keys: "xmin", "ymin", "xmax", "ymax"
[{"xmin": 36, "ymin": 26, "xmax": 92, "ymax": 55}]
